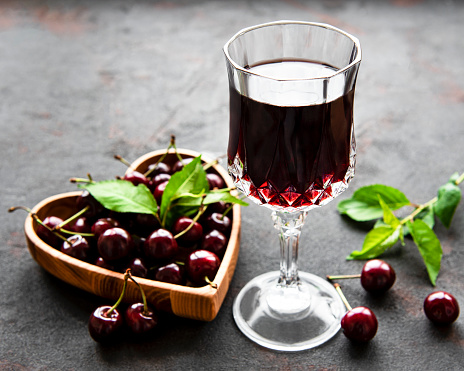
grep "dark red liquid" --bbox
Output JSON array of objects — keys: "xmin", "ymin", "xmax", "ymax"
[{"xmin": 228, "ymin": 83, "xmax": 355, "ymax": 209}]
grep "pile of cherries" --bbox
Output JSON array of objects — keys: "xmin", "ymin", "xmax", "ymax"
[
  {"xmin": 33, "ymin": 155, "xmax": 233, "ymax": 289},
  {"xmin": 20, "ymin": 152, "xmax": 237, "ymax": 343},
  {"xmin": 328, "ymin": 259, "xmax": 460, "ymax": 343}
]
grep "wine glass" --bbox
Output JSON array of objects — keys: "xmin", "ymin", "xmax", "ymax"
[{"xmin": 223, "ymin": 21, "xmax": 361, "ymax": 351}]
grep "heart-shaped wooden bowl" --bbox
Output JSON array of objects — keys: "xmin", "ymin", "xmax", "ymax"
[{"xmin": 24, "ymin": 148, "xmax": 241, "ymax": 321}]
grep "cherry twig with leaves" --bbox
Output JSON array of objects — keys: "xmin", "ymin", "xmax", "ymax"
[{"xmin": 338, "ymin": 172, "xmax": 463, "ymax": 286}]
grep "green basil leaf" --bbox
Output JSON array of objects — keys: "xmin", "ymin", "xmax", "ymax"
[
  {"xmin": 338, "ymin": 184, "xmax": 410, "ymax": 221},
  {"xmin": 433, "ymin": 181, "xmax": 461, "ymax": 228},
  {"xmin": 160, "ymin": 156, "xmax": 208, "ymax": 223},
  {"xmin": 407, "ymin": 219, "xmax": 442, "ymax": 286},
  {"xmin": 347, "ymin": 226, "xmax": 400, "ymax": 260},
  {"xmin": 79, "ymin": 180, "xmax": 157, "ymax": 215}
]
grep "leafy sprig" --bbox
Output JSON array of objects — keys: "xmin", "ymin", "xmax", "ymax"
[
  {"xmin": 76, "ymin": 155, "xmax": 247, "ymax": 230},
  {"xmin": 338, "ymin": 172, "xmax": 463, "ymax": 286}
]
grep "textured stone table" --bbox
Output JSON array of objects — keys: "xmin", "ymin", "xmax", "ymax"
[{"xmin": 1, "ymin": 0, "xmax": 463, "ymax": 369}]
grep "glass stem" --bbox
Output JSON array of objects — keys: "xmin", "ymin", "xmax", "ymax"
[{"xmin": 272, "ymin": 210, "xmax": 308, "ymax": 287}]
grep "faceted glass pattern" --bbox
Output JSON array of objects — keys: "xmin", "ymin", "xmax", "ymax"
[{"xmin": 228, "ymin": 130, "xmax": 356, "ymax": 212}]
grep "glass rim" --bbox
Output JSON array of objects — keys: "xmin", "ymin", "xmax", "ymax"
[{"xmin": 223, "ymin": 20, "xmax": 362, "ymax": 82}]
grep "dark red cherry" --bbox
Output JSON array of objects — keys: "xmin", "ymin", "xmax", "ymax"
[
  {"xmin": 206, "ymin": 173, "xmax": 225, "ymax": 189},
  {"xmin": 360, "ymin": 259, "xmax": 396, "ymax": 294},
  {"xmin": 95, "ymin": 256, "xmax": 115, "ymax": 271},
  {"xmin": 202, "ymin": 230, "xmax": 227, "ymax": 257},
  {"xmin": 173, "ymin": 216, "xmax": 203, "ymax": 245},
  {"xmin": 125, "ymin": 303, "xmax": 158, "ymax": 334},
  {"xmin": 150, "ymin": 173, "xmax": 171, "ymax": 190},
  {"xmin": 143, "ymin": 229, "xmax": 178, "ymax": 260},
  {"xmin": 147, "ymin": 161, "xmax": 171, "ymax": 177},
  {"xmin": 341, "ymin": 306, "xmax": 378, "ymax": 342},
  {"xmin": 153, "ymin": 181, "xmax": 168, "ymax": 205},
  {"xmin": 123, "ymin": 171, "xmax": 150, "ymax": 187},
  {"xmin": 171, "ymin": 158, "xmax": 194, "ymax": 173},
  {"xmin": 133, "ymin": 213, "xmax": 159, "ymax": 236},
  {"xmin": 88, "ymin": 306, "xmax": 123, "ymax": 343},
  {"xmin": 424, "ymin": 291, "xmax": 460, "ymax": 325},
  {"xmin": 186, "ymin": 250, "xmax": 221, "ymax": 286},
  {"xmin": 61, "ymin": 235, "xmax": 91, "ymax": 261},
  {"xmin": 127, "ymin": 257, "xmax": 148, "ymax": 278},
  {"xmin": 71, "ymin": 217, "xmax": 92, "ymax": 234},
  {"xmin": 97, "ymin": 227, "xmax": 134, "ymax": 261},
  {"xmin": 208, "ymin": 201, "xmax": 229, "ymax": 214},
  {"xmin": 155, "ymin": 263, "xmax": 184, "ymax": 285},
  {"xmin": 92, "ymin": 218, "xmax": 121, "ymax": 239},
  {"xmin": 76, "ymin": 190, "xmax": 104, "ymax": 218},
  {"xmin": 36, "ymin": 216, "xmax": 65, "ymax": 248},
  {"xmin": 204, "ymin": 213, "xmax": 231, "ymax": 234}
]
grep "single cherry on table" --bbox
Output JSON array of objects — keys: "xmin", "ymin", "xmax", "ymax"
[
  {"xmin": 327, "ymin": 259, "xmax": 396, "ymax": 294},
  {"xmin": 333, "ymin": 283, "xmax": 378, "ymax": 342},
  {"xmin": 424, "ymin": 291, "xmax": 460, "ymax": 325},
  {"xmin": 341, "ymin": 306, "xmax": 378, "ymax": 342}
]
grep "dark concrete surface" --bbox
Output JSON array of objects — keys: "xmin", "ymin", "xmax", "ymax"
[{"xmin": 1, "ymin": 0, "xmax": 464, "ymax": 370}]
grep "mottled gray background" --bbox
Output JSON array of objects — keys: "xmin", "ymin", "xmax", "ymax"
[{"xmin": 1, "ymin": 0, "xmax": 463, "ymax": 370}]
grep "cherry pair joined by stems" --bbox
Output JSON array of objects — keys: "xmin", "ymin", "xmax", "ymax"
[
  {"xmin": 88, "ymin": 269, "xmax": 158, "ymax": 343},
  {"xmin": 327, "ymin": 259, "xmax": 396, "ymax": 294}
]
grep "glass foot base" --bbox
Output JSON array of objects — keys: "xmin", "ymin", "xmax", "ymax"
[{"xmin": 232, "ymin": 271, "xmax": 345, "ymax": 351}]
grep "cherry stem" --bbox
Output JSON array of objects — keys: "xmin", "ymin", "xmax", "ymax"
[
  {"xmin": 127, "ymin": 271, "xmax": 150, "ymax": 315},
  {"xmin": 143, "ymin": 135, "xmax": 176, "ymax": 178},
  {"xmin": 60, "ymin": 228, "xmax": 95, "ymax": 237},
  {"xmin": 327, "ymin": 274, "xmax": 361, "ymax": 281},
  {"xmin": 202, "ymin": 160, "xmax": 218, "ymax": 172},
  {"xmin": 8, "ymin": 206, "xmax": 33, "ymax": 213},
  {"xmin": 53, "ymin": 206, "xmax": 90, "ymax": 231},
  {"xmin": 70, "ymin": 177, "xmax": 94, "ymax": 184},
  {"xmin": 173, "ymin": 197, "xmax": 207, "ymax": 239},
  {"xmin": 114, "ymin": 155, "xmax": 134, "ymax": 171},
  {"xmin": 333, "ymin": 283, "xmax": 352, "ymax": 311},
  {"xmin": 400, "ymin": 171, "xmax": 463, "ymax": 225},
  {"xmin": 106, "ymin": 270, "xmax": 130, "ymax": 316},
  {"xmin": 9, "ymin": 206, "xmax": 92, "ymax": 242},
  {"xmin": 170, "ymin": 135, "xmax": 183, "ymax": 162},
  {"xmin": 205, "ymin": 276, "xmax": 218, "ymax": 289},
  {"xmin": 222, "ymin": 205, "xmax": 233, "ymax": 219}
]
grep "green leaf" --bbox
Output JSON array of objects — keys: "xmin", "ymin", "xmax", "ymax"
[
  {"xmin": 163, "ymin": 205, "xmax": 199, "ymax": 230},
  {"xmin": 448, "ymin": 172, "xmax": 460, "ymax": 183},
  {"xmin": 338, "ymin": 184, "xmax": 410, "ymax": 221},
  {"xmin": 160, "ymin": 156, "xmax": 208, "ymax": 224},
  {"xmin": 378, "ymin": 195, "xmax": 400, "ymax": 228},
  {"xmin": 374, "ymin": 219, "xmax": 388, "ymax": 229},
  {"xmin": 407, "ymin": 219, "xmax": 442, "ymax": 286},
  {"xmin": 347, "ymin": 225, "xmax": 400, "ymax": 260},
  {"xmin": 79, "ymin": 180, "xmax": 158, "ymax": 215},
  {"xmin": 175, "ymin": 190, "xmax": 248, "ymax": 208},
  {"xmin": 434, "ymin": 181, "xmax": 461, "ymax": 228}
]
